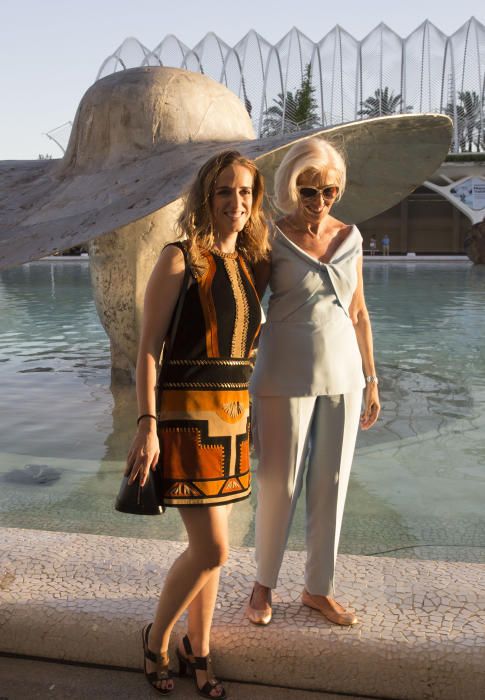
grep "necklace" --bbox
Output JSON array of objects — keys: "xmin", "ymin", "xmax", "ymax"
[{"xmin": 211, "ymin": 246, "xmax": 238, "ymax": 259}]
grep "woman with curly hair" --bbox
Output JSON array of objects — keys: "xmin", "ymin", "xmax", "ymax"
[{"xmin": 125, "ymin": 150, "xmax": 268, "ymax": 696}]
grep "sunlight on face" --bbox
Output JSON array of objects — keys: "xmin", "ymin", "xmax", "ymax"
[
  {"xmin": 211, "ymin": 164, "xmax": 254, "ymax": 237},
  {"xmin": 295, "ymin": 169, "xmax": 340, "ymax": 223}
]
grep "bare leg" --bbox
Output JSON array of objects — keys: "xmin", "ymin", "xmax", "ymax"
[
  {"xmin": 146, "ymin": 505, "xmax": 230, "ymax": 693},
  {"xmin": 187, "ymin": 504, "xmax": 231, "ymax": 657},
  {"xmin": 182, "ymin": 567, "xmax": 224, "ymax": 694},
  {"xmin": 186, "ymin": 567, "xmax": 220, "ymax": 656}
]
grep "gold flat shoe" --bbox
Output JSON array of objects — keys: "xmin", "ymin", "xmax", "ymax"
[
  {"xmin": 301, "ymin": 589, "xmax": 358, "ymax": 626},
  {"xmin": 246, "ymin": 588, "xmax": 272, "ymax": 625}
]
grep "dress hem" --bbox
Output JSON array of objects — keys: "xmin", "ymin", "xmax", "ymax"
[{"xmin": 162, "ymin": 490, "xmax": 251, "ymax": 508}]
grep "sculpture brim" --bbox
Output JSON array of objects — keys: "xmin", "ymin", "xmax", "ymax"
[{"xmin": 0, "ymin": 113, "xmax": 451, "ymax": 270}]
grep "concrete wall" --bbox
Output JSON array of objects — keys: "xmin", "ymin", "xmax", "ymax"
[
  {"xmin": 359, "ymin": 161, "xmax": 484, "ymax": 254},
  {"xmin": 359, "ymin": 189, "xmax": 471, "ymax": 254}
]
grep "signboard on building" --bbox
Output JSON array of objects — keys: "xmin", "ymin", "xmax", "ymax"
[{"xmin": 449, "ymin": 177, "xmax": 485, "ymax": 211}]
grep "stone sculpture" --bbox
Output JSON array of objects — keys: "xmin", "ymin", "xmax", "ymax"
[
  {"xmin": 0, "ymin": 67, "xmax": 452, "ymax": 380},
  {"xmin": 464, "ymin": 219, "xmax": 485, "ymax": 264}
]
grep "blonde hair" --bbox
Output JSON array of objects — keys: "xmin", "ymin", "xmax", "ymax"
[
  {"xmin": 176, "ymin": 150, "xmax": 269, "ymax": 269},
  {"xmin": 274, "ymin": 137, "xmax": 346, "ymax": 214}
]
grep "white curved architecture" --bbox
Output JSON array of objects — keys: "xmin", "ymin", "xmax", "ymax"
[{"xmin": 93, "ymin": 18, "xmax": 484, "ymax": 152}]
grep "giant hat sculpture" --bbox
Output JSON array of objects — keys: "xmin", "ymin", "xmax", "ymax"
[{"xmin": 0, "ymin": 66, "xmax": 452, "ymax": 379}]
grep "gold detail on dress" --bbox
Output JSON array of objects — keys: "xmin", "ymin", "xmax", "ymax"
[
  {"xmin": 163, "ymin": 489, "xmax": 251, "ymax": 506},
  {"xmin": 222, "ymin": 401, "xmax": 244, "ymax": 419},
  {"xmin": 224, "ymin": 258, "xmax": 249, "ymax": 358},
  {"xmin": 167, "ymin": 481, "xmax": 200, "ymax": 498},
  {"xmin": 238, "ymin": 256, "xmax": 262, "ymax": 354},
  {"xmin": 187, "ymin": 246, "xmax": 209, "ymax": 280},
  {"xmin": 167, "ymin": 482, "xmax": 201, "ymax": 498},
  {"xmin": 159, "ymin": 426, "xmax": 197, "ymax": 432},
  {"xmin": 223, "ymin": 478, "xmax": 242, "ymax": 493},
  {"xmin": 168, "ymin": 359, "xmax": 250, "ymax": 366},
  {"xmin": 211, "ymin": 248, "xmax": 239, "ymax": 260},
  {"xmin": 162, "ymin": 381, "xmax": 249, "ymax": 389}
]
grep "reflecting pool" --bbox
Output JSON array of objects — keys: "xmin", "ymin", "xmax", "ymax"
[{"xmin": 1, "ymin": 260, "xmax": 484, "ymax": 562}]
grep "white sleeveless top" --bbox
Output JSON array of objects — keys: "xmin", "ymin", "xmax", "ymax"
[{"xmin": 250, "ymin": 225, "xmax": 365, "ymax": 397}]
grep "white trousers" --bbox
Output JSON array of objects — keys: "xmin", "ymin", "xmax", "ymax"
[{"xmin": 252, "ymin": 393, "xmax": 362, "ymax": 597}]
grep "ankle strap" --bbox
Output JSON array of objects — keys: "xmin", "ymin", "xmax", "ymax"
[
  {"xmin": 183, "ymin": 634, "xmax": 193, "ymax": 658},
  {"xmin": 144, "ymin": 647, "xmax": 159, "ymax": 664},
  {"xmin": 192, "ymin": 655, "xmax": 210, "ymax": 670}
]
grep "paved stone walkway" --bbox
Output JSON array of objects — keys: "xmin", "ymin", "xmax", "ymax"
[{"xmin": 1, "ymin": 528, "xmax": 484, "ymax": 699}]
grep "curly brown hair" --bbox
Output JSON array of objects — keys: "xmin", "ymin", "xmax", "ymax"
[{"xmin": 176, "ymin": 150, "xmax": 269, "ymax": 269}]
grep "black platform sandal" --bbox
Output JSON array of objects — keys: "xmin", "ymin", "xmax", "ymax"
[
  {"xmin": 176, "ymin": 634, "xmax": 226, "ymax": 699},
  {"xmin": 142, "ymin": 623, "xmax": 174, "ymax": 695}
]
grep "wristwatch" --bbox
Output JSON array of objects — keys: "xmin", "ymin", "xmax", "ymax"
[{"xmin": 365, "ymin": 375, "xmax": 379, "ymax": 384}]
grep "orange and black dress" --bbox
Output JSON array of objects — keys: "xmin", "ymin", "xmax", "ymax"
[{"xmin": 157, "ymin": 242, "xmax": 261, "ymax": 507}]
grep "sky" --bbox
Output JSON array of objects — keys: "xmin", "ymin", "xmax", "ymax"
[{"xmin": 0, "ymin": 0, "xmax": 483, "ymax": 160}]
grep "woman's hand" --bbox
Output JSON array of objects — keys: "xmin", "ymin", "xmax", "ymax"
[
  {"xmin": 360, "ymin": 383, "xmax": 380, "ymax": 430},
  {"xmin": 125, "ymin": 424, "xmax": 160, "ymax": 487}
]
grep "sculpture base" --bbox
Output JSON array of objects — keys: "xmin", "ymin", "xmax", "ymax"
[{"xmin": 464, "ymin": 220, "xmax": 485, "ymax": 264}]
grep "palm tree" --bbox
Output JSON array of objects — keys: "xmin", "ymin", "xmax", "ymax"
[
  {"xmin": 459, "ymin": 91, "xmax": 481, "ymax": 152},
  {"xmin": 261, "ymin": 64, "xmax": 320, "ymax": 136},
  {"xmin": 358, "ymin": 87, "xmax": 411, "ymax": 118},
  {"xmin": 445, "ymin": 100, "xmax": 465, "ymax": 152},
  {"xmin": 445, "ymin": 91, "xmax": 482, "ymax": 152}
]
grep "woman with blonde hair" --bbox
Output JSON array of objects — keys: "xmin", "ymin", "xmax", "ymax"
[
  {"xmin": 247, "ymin": 137, "xmax": 380, "ymax": 626},
  {"xmin": 125, "ymin": 149, "xmax": 268, "ymax": 696}
]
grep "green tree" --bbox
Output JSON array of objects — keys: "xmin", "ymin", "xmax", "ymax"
[
  {"xmin": 261, "ymin": 63, "xmax": 320, "ymax": 136},
  {"xmin": 460, "ymin": 91, "xmax": 481, "ymax": 152},
  {"xmin": 445, "ymin": 91, "xmax": 483, "ymax": 152},
  {"xmin": 445, "ymin": 100, "xmax": 466, "ymax": 152},
  {"xmin": 358, "ymin": 87, "xmax": 411, "ymax": 118}
]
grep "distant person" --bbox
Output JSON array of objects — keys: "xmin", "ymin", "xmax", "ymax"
[
  {"xmin": 382, "ymin": 234, "xmax": 390, "ymax": 256},
  {"xmin": 369, "ymin": 236, "xmax": 377, "ymax": 255}
]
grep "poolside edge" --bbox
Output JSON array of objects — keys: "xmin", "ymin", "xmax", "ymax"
[{"xmin": 1, "ymin": 527, "xmax": 483, "ymax": 699}]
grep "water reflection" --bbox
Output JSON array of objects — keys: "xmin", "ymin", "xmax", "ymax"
[{"xmin": 0, "ymin": 260, "xmax": 484, "ymax": 562}]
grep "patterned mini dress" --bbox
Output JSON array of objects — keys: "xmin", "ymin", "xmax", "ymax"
[{"xmin": 157, "ymin": 241, "xmax": 261, "ymax": 507}]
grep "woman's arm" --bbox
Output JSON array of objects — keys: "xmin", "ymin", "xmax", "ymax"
[
  {"xmin": 349, "ymin": 255, "xmax": 381, "ymax": 430},
  {"xmin": 125, "ymin": 244, "xmax": 186, "ymax": 485}
]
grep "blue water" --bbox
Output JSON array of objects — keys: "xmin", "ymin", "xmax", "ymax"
[{"xmin": 0, "ymin": 260, "xmax": 484, "ymax": 561}]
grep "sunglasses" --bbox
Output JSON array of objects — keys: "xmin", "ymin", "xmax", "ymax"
[{"xmin": 297, "ymin": 185, "xmax": 340, "ymax": 200}]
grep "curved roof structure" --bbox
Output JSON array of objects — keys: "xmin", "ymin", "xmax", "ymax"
[{"xmin": 53, "ymin": 19, "xmax": 485, "ymax": 154}]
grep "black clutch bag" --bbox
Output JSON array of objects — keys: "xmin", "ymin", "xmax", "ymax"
[
  {"xmin": 115, "ymin": 243, "xmax": 190, "ymax": 516},
  {"xmin": 115, "ymin": 472, "xmax": 165, "ymax": 515}
]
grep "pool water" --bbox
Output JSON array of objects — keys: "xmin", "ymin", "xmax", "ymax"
[{"xmin": 1, "ymin": 260, "xmax": 484, "ymax": 562}]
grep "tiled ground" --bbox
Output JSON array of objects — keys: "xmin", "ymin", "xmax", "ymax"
[{"xmin": 0, "ymin": 527, "xmax": 484, "ymax": 700}]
